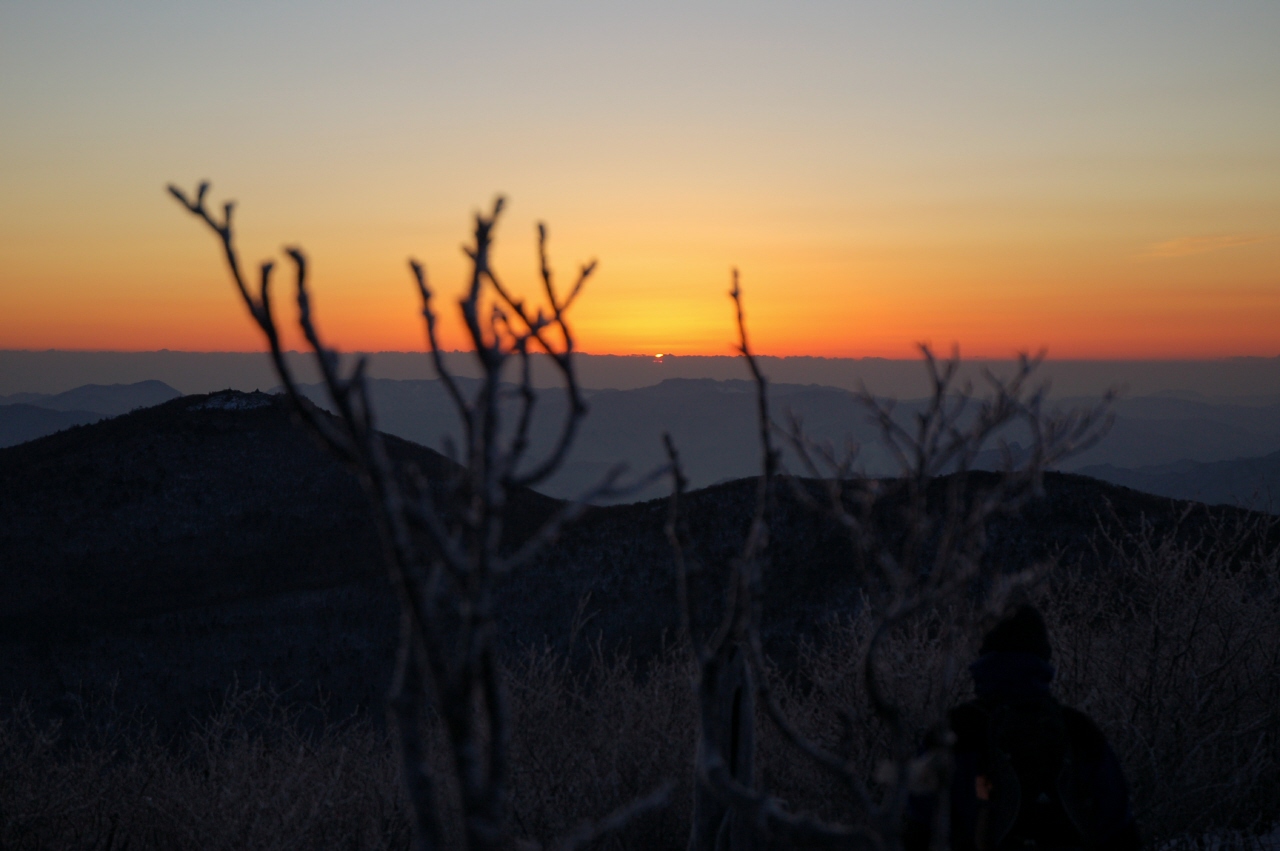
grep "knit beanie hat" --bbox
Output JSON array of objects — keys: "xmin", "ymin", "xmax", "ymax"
[{"xmin": 979, "ymin": 604, "xmax": 1052, "ymax": 662}]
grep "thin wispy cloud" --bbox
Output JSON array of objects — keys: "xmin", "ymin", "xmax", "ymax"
[{"xmin": 1143, "ymin": 233, "xmax": 1276, "ymax": 259}]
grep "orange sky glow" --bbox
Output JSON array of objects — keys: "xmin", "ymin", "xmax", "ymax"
[{"xmin": 2, "ymin": 3, "xmax": 1277, "ymax": 360}]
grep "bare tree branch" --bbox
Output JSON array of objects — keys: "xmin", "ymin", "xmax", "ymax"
[
  {"xmin": 547, "ymin": 782, "xmax": 674, "ymax": 851},
  {"xmin": 670, "ymin": 274, "xmax": 1114, "ymax": 851},
  {"xmin": 170, "ymin": 181, "xmax": 667, "ymax": 851}
]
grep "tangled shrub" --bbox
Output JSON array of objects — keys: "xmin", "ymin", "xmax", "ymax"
[
  {"xmin": 3, "ymin": 512, "xmax": 1278, "ymax": 849},
  {"xmin": 1045, "ymin": 508, "xmax": 1280, "ymax": 848},
  {"xmin": 0, "ymin": 688, "xmax": 408, "ymax": 851}
]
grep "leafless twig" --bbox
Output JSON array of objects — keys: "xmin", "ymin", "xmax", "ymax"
[
  {"xmin": 669, "ymin": 275, "xmax": 1113, "ymax": 850},
  {"xmin": 171, "ymin": 181, "xmax": 667, "ymax": 851}
]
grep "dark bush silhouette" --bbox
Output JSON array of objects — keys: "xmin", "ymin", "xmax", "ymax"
[
  {"xmin": 169, "ymin": 183, "xmax": 667, "ymax": 851},
  {"xmin": 4, "ymin": 515, "xmax": 1279, "ymax": 850},
  {"xmin": 667, "ymin": 277, "xmax": 1112, "ymax": 850}
]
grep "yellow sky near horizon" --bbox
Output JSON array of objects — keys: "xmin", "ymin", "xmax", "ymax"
[{"xmin": 2, "ymin": 2, "xmax": 1278, "ymax": 359}]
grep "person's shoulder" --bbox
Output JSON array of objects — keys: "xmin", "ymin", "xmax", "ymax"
[
  {"xmin": 948, "ymin": 698, "xmax": 987, "ymax": 725},
  {"xmin": 1060, "ymin": 705, "xmax": 1110, "ymax": 760},
  {"xmin": 948, "ymin": 700, "xmax": 989, "ymax": 751}
]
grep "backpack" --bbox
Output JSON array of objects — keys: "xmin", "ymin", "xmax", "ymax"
[{"xmin": 971, "ymin": 694, "xmax": 1095, "ymax": 851}]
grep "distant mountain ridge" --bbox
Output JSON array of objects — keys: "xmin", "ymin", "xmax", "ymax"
[
  {"xmin": 0, "ymin": 380, "xmax": 183, "ymax": 448},
  {"xmin": 4, "ymin": 376, "xmax": 1279, "ymax": 512},
  {"xmin": 0, "ymin": 379, "xmax": 181, "ymax": 416},
  {"xmin": 1079, "ymin": 452, "xmax": 1280, "ymax": 512},
  {"xmin": 293, "ymin": 377, "xmax": 1280, "ymax": 504},
  {"xmin": 7, "ymin": 349, "xmax": 1280, "ymax": 397},
  {"xmin": 0, "ymin": 403, "xmax": 103, "ymax": 448}
]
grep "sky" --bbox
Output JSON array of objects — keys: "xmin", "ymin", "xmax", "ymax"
[{"xmin": 1, "ymin": 1, "xmax": 1278, "ymax": 359}]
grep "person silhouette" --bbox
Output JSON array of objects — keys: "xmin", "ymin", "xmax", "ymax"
[{"xmin": 907, "ymin": 605, "xmax": 1139, "ymax": 851}]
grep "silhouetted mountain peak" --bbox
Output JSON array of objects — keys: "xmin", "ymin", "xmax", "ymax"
[{"xmin": 190, "ymin": 389, "xmax": 276, "ymax": 411}]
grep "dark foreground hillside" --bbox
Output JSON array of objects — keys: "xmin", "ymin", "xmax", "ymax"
[
  {"xmin": 2, "ymin": 391, "xmax": 1279, "ymax": 849},
  {"xmin": 0, "ymin": 390, "xmax": 1270, "ymax": 732}
]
